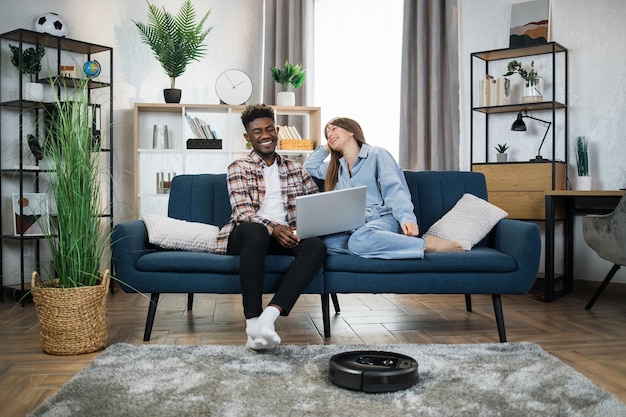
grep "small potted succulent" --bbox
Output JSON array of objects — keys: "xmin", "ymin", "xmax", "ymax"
[
  {"xmin": 271, "ymin": 60, "xmax": 305, "ymax": 106},
  {"xmin": 503, "ymin": 60, "xmax": 542, "ymax": 103},
  {"xmin": 494, "ymin": 143, "xmax": 510, "ymax": 162},
  {"xmin": 9, "ymin": 44, "xmax": 45, "ymax": 101}
]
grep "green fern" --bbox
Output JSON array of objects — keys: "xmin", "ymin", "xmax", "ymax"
[{"xmin": 133, "ymin": 0, "xmax": 213, "ymax": 89}]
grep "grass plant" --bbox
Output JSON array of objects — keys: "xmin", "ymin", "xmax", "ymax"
[{"xmin": 42, "ymin": 77, "xmax": 107, "ymax": 288}]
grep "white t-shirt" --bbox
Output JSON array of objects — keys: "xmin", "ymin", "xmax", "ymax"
[{"xmin": 257, "ymin": 161, "xmax": 288, "ymax": 225}]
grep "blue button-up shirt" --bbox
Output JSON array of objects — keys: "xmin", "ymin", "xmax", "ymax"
[{"xmin": 304, "ymin": 143, "xmax": 417, "ymax": 226}]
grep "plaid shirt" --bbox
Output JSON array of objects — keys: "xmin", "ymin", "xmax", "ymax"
[{"xmin": 215, "ymin": 151, "xmax": 319, "ymax": 254}]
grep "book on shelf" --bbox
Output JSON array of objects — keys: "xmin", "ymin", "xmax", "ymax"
[
  {"xmin": 478, "ymin": 76, "xmax": 510, "ymax": 106},
  {"xmin": 185, "ymin": 113, "xmax": 217, "ymax": 139},
  {"xmin": 277, "ymin": 125, "xmax": 304, "ymax": 140}
]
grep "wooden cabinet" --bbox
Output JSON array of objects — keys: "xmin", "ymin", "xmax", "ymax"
[
  {"xmin": 133, "ymin": 103, "xmax": 321, "ymax": 217},
  {"xmin": 470, "ymin": 43, "xmax": 568, "ymax": 219},
  {"xmin": 473, "ymin": 162, "xmax": 566, "ymax": 220},
  {"xmin": 0, "ymin": 29, "xmax": 113, "ymax": 296}
]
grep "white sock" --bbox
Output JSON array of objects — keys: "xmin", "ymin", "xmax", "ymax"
[
  {"xmin": 246, "ymin": 306, "xmax": 281, "ymax": 349},
  {"xmin": 245, "ymin": 318, "xmax": 267, "ymax": 350}
]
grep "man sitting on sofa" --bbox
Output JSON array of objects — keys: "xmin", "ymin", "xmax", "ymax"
[{"xmin": 215, "ymin": 104, "xmax": 326, "ymax": 350}]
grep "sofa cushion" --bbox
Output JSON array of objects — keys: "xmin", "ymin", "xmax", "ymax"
[
  {"xmin": 323, "ymin": 248, "xmax": 517, "ymax": 273},
  {"xmin": 424, "ymin": 193, "xmax": 507, "ymax": 250},
  {"xmin": 135, "ymin": 252, "xmax": 297, "ymax": 274},
  {"xmin": 142, "ymin": 214, "xmax": 219, "ymax": 252}
]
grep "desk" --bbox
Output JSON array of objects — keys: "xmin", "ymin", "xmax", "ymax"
[{"xmin": 543, "ymin": 190, "xmax": 625, "ymax": 301}]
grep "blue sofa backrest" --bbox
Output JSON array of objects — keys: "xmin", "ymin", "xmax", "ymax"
[
  {"xmin": 404, "ymin": 171, "xmax": 488, "ymax": 232},
  {"xmin": 168, "ymin": 174, "xmax": 231, "ymax": 227},
  {"xmin": 167, "ymin": 170, "xmax": 490, "ymax": 245}
]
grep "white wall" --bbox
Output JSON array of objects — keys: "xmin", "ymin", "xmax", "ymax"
[
  {"xmin": 0, "ymin": 0, "xmax": 264, "ymax": 225},
  {"xmin": 1, "ymin": 0, "xmax": 622, "ymax": 283},
  {"xmin": 458, "ymin": 0, "xmax": 626, "ymax": 283}
]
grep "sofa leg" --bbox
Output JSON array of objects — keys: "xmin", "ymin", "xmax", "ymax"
[
  {"xmin": 492, "ymin": 294, "xmax": 507, "ymax": 343},
  {"xmin": 144, "ymin": 293, "xmax": 160, "ymax": 342},
  {"xmin": 464, "ymin": 294, "xmax": 472, "ymax": 312},
  {"xmin": 187, "ymin": 293, "xmax": 194, "ymax": 310},
  {"xmin": 331, "ymin": 293, "xmax": 341, "ymax": 313},
  {"xmin": 321, "ymin": 293, "xmax": 331, "ymax": 338}
]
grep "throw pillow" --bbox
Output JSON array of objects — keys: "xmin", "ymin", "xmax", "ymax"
[
  {"xmin": 141, "ymin": 214, "xmax": 219, "ymax": 252},
  {"xmin": 424, "ymin": 193, "xmax": 507, "ymax": 250}
]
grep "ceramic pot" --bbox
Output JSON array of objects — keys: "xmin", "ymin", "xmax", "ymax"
[
  {"xmin": 164, "ymin": 88, "xmax": 182, "ymax": 103},
  {"xmin": 24, "ymin": 82, "xmax": 44, "ymax": 102},
  {"xmin": 576, "ymin": 176, "xmax": 592, "ymax": 191},
  {"xmin": 496, "ymin": 153, "xmax": 508, "ymax": 163},
  {"xmin": 277, "ymin": 91, "xmax": 295, "ymax": 106}
]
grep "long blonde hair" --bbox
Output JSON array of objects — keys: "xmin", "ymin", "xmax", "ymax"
[{"xmin": 323, "ymin": 117, "xmax": 367, "ymax": 191}]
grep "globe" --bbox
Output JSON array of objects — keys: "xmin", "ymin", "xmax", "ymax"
[{"xmin": 83, "ymin": 60, "xmax": 101, "ymax": 77}]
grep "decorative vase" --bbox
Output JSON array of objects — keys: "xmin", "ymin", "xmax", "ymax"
[
  {"xmin": 31, "ymin": 270, "xmax": 110, "ymax": 355},
  {"xmin": 575, "ymin": 176, "xmax": 592, "ymax": 191},
  {"xmin": 23, "ymin": 82, "xmax": 44, "ymax": 102},
  {"xmin": 164, "ymin": 88, "xmax": 182, "ymax": 104},
  {"xmin": 276, "ymin": 91, "xmax": 295, "ymax": 106},
  {"xmin": 496, "ymin": 153, "xmax": 508, "ymax": 163},
  {"xmin": 522, "ymin": 77, "xmax": 543, "ymax": 103}
]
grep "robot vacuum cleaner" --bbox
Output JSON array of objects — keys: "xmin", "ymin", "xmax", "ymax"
[{"xmin": 328, "ymin": 350, "xmax": 419, "ymax": 393}]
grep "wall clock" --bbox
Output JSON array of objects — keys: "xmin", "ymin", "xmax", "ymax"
[{"xmin": 215, "ymin": 69, "xmax": 253, "ymax": 105}]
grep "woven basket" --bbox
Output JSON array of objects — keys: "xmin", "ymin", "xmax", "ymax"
[
  {"xmin": 279, "ymin": 139, "xmax": 314, "ymax": 150},
  {"xmin": 31, "ymin": 270, "xmax": 110, "ymax": 356}
]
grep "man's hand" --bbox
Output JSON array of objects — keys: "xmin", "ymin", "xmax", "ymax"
[
  {"xmin": 402, "ymin": 222, "xmax": 420, "ymax": 237},
  {"xmin": 272, "ymin": 224, "xmax": 300, "ymax": 248}
]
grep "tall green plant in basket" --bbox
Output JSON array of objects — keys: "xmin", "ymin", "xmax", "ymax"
[{"xmin": 42, "ymin": 78, "xmax": 107, "ymax": 288}]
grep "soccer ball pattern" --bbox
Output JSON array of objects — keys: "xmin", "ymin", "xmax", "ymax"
[{"xmin": 34, "ymin": 12, "xmax": 67, "ymax": 37}]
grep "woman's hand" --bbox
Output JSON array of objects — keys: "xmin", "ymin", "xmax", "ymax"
[
  {"xmin": 272, "ymin": 224, "xmax": 300, "ymax": 248},
  {"xmin": 402, "ymin": 222, "xmax": 420, "ymax": 237}
]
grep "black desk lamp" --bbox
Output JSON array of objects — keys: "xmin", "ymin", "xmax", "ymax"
[{"xmin": 511, "ymin": 111, "xmax": 551, "ymax": 162}]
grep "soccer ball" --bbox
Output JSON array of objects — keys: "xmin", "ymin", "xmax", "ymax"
[{"xmin": 34, "ymin": 12, "xmax": 67, "ymax": 37}]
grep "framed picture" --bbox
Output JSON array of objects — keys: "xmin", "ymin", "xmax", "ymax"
[
  {"xmin": 13, "ymin": 193, "xmax": 49, "ymax": 236},
  {"xmin": 509, "ymin": 0, "xmax": 551, "ymax": 48}
]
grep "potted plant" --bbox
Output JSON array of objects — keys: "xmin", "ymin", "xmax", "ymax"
[
  {"xmin": 575, "ymin": 136, "xmax": 591, "ymax": 190},
  {"xmin": 494, "ymin": 143, "xmax": 510, "ymax": 162},
  {"xmin": 30, "ymin": 77, "xmax": 111, "ymax": 355},
  {"xmin": 503, "ymin": 60, "xmax": 542, "ymax": 103},
  {"xmin": 9, "ymin": 44, "xmax": 45, "ymax": 101},
  {"xmin": 271, "ymin": 60, "xmax": 305, "ymax": 106},
  {"xmin": 133, "ymin": 0, "xmax": 213, "ymax": 103}
]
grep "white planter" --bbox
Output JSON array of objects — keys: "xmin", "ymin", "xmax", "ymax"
[
  {"xmin": 23, "ymin": 82, "xmax": 44, "ymax": 102},
  {"xmin": 521, "ymin": 77, "xmax": 543, "ymax": 103},
  {"xmin": 576, "ymin": 176, "xmax": 592, "ymax": 191},
  {"xmin": 276, "ymin": 91, "xmax": 295, "ymax": 106},
  {"xmin": 496, "ymin": 153, "xmax": 508, "ymax": 163}
]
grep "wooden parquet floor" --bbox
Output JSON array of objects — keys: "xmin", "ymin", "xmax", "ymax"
[{"xmin": 1, "ymin": 279, "xmax": 625, "ymax": 416}]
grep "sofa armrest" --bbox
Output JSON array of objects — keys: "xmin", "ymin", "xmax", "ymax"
[
  {"xmin": 112, "ymin": 220, "xmax": 153, "ymax": 290},
  {"xmin": 493, "ymin": 218, "xmax": 541, "ymax": 280}
]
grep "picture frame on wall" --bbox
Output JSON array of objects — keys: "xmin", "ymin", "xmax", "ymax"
[
  {"xmin": 509, "ymin": 0, "xmax": 551, "ymax": 48},
  {"xmin": 13, "ymin": 193, "xmax": 49, "ymax": 236}
]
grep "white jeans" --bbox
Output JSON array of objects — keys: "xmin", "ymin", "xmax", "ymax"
[{"xmin": 323, "ymin": 215, "xmax": 425, "ymax": 259}]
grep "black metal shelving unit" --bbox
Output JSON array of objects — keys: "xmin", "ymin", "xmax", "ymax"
[{"xmin": 0, "ymin": 29, "xmax": 113, "ymax": 301}]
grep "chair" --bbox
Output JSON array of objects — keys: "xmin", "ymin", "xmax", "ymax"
[{"xmin": 582, "ymin": 193, "xmax": 626, "ymax": 309}]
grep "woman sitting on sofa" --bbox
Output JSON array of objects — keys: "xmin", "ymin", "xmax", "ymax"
[{"xmin": 304, "ymin": 117, "xmax": 462, "ymax": 259}]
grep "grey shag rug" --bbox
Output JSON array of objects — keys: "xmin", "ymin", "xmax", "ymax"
[{"xmin": 29, "ymin": 342, "xmax": 626, "ymax": 417}]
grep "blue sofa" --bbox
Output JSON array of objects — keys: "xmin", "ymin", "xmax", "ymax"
[{"xmin": 112, "ymin": 171, "xmax": 541, "ymax": 343}]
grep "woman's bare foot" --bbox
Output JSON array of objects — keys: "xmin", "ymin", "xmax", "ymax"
[{"xmin": 424, "ymin": 235, "xmax": 464, "ymax": 252}]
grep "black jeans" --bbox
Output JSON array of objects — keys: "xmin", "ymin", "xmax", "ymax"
[{"xmin": 227, "ymin": 222, "xmax": 326, "ymax": 319}]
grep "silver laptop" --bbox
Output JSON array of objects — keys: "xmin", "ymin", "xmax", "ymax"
[{"xmin": 295, "ymin": 186, "xmax": 366, "ymax": 239}]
